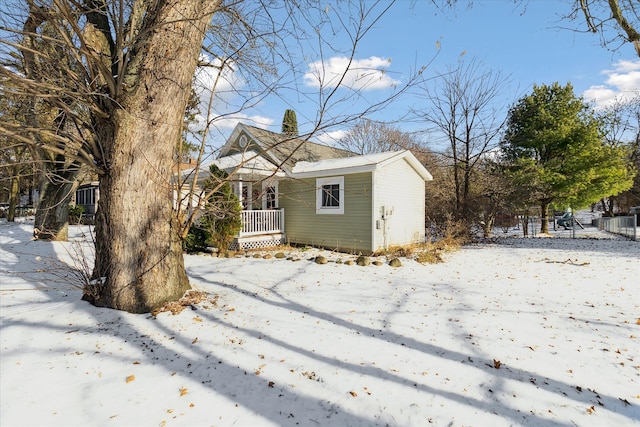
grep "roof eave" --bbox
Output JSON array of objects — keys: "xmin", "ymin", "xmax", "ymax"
[{"xmin": 291, "ymin": 164, "xmax": 377, "ymax": 179}]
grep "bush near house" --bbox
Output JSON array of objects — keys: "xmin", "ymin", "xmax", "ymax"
[
  {"xmin": 182, "ymin": 164, "xmax": 242, "ymax": 253},
  {"xmin": 68, "ymin": 204, "xmax": 85, "ymax": 225}
]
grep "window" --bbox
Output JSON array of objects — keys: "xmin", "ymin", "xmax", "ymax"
[
  {"xmin": 266, "ymin": 186, "xmax": 277, "ymax": 209},
  {"xmin": 76, "ymin": 188, "xmax": 94, "ymax": 206},
  {"xmin": 321, "ymin": 184, "xmax": 340, "ymax": 207},
  {"xmin": 316, "ymin": 176, "xmax": 344, "ymax": 214}
]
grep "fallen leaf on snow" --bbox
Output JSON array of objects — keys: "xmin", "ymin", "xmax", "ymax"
[
  {"xmin": 179, "ymin": 387, "xmax": 188, "ymax": 396},
  {"xmin": 349, "ymin": 391, "xmax": 358, "ymax": 397},
  {"xmin": 125, "ymin": 375, "xmax": 135, "ymax": 383}
]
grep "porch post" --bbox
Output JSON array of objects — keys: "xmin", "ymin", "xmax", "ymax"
[{"xmin": 280, "ymin": 208, "xmax": 285, "ymax": 233}]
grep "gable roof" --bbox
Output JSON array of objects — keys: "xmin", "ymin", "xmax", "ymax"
[
  {"xmin": 292, "ymin": 150, "xmax": 433, "ymax": 181},
  {"xmin": 220, "ymin": 124, "xmax": 354, "ymax": 173},
  {"xmin": 217, "ymin": 123, "xmax": 432, "ymax": 182},
  {"xmin": 209, "ymin": 150, "xmax": 286, "ymax": 178}
]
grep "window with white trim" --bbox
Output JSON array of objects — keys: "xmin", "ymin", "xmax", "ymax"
[
  {"xmin": 316, "ymin": 176, "xmax": 344, "ymax": 214},
  {"xmin": 266, "ymin": 186, "xmax": 277, "ymax": 209}
]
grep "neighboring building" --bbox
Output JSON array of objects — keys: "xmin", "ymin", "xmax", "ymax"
[
  {"xmin": 187, "ymin": 123, "xmax": 433, "ymax": 254},
  {"xmin": 74, "ymin": 181, "xmax": 99, "ymax": 219}
]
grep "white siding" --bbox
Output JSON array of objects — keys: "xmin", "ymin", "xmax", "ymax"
[{"xmin": 372, "ymin": 159, "xmax": 425, "ymax": 251}]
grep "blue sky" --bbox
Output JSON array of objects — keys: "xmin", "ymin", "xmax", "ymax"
[{"xmin": 201, "ymin": 1, "xmax": 640, "ymax": 150}]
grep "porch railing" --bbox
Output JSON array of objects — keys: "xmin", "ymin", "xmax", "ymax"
[{"xmin": 239, "ymin": 209, "xmax": 285, "ymax": 237}]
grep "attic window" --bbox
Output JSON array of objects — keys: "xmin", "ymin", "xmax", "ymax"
[{"xmin": 316, "ymin": 176, "xmax": 344, "ymax": 215}]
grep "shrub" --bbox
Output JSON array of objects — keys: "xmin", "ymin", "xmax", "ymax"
[
  {"xmin": 204, "ymin": 165, "xmax": 242, "ymax": 251},
  {"xmin": 182, "ymin": 164, "xmax": 242, "ymax": 253},
  {"xmin": 68, "ymin": 204, "xmax": 85, "ymax": 224},
  {"xmin": 183, "ymin": 223, "xmax": 210, "ymax": 253}
]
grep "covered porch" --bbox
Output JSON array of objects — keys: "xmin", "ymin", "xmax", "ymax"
[
  {"xmin": 214, "ymin": 150, "xmax": 286, "ymax": 250},
  {"xmin": 231, "ymin": 208, "xmax": 286, "ymax": 250}
]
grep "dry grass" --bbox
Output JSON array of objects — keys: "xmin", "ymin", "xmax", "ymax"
[
  {"xmin": 373, "ymin": 219, "xmax": 471, "ymax": 264},
  {"xmin": 151, "ymin": 290, "xmax": 213, "ymax": 316}
]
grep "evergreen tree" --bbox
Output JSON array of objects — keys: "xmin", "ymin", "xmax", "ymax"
[
  {"xmin": 501, "ymin": 82, "xmax": 635, "ymax": 233},
  {"xmin": 201, "ymin": 165, "xmax": 242, "ymax": 253},
  {"xmin": 281, "ymin": 109, "xmax": 299, "ymax": 136}
]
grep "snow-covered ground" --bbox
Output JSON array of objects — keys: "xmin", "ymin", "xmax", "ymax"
[{"xmin": 1, "ymin": 219, "xmax": 639, "ymax": 427}]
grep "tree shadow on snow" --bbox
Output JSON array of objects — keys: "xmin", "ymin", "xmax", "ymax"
[
  {"xmin": 1, "ymin": 221, "xmax": 637, "ymax": 426},
  {"xmin": 186, "ymin": 259, "xmax": 638, "ymax": 426},
  {"xmin": 0, "ymin": 222, "xmax": 376, "ymax": 426}
]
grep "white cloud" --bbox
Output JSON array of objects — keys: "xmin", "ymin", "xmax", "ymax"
[
  {"xmin": 314, "ymin": 129, "xmax": 348, "ymax": 147},
  {"xmin": 189, "ymin": 54, "xmax": 276, "ymax": 138},
  {"xmin": 213, "ymin": 114, "xmax": 274, "ymax": 131},
  {"xmin": 303, "ymin": 56, "xmax": 400, "ymax": 91},
  {"xmin": 193, "ymin": 54, "xmax": 245, "ymax": 115},
  {"xmin": 583, "ymin": 59, "xmax": 640, "ymax": 109},
  {"xmin": 194, "ymin": 54, "xmax": 239, "ymax": 97}
]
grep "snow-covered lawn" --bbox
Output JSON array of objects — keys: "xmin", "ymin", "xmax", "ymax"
[{"xmin": 1, "ymin": 219, "xmax": 639, "ymax": 426}]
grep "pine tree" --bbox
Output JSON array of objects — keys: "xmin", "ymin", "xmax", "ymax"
[
  {"xmin": 281, "ymin": 109, "xmax": 298, "ymax": 136},
  {"xmin": 204, "ymin": 165, "xmax": 242, "ymax": 252},
  {"xmin": 501, "ymin": 82, "xmax": 635, "ymax": 233}
]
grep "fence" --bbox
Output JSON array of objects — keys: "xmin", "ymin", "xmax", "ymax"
[
  {"xmin": 239, "ymin": 209, "xmax": 285, "ymax": 237},
  {"xmin": 592, "ymin": 215, "xmax": 638, "ymax": 241}
]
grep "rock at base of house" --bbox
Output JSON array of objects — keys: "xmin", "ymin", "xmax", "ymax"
[
  {"xmin": 275, "ymin": 252, "xmax": 286, "ymax": 259},
  {"xmin": 315, "ymin": 255, "xmax": 328, "ymax": 264},
  {"xmin": 373, "ymin": 260, "xmax": 384, "ymax": 266},
  {"xmin": 389, "ymin": 258, "xmax": 402, "ymax": 268},
  {"xmin": 356, "ymin": 255, "xmax": 371, "ymax": 266},
  {"xmin": 345, "ymin": 260, "xmax": 355, "ymax": 266}
]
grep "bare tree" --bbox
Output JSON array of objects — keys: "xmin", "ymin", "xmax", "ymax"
[
  {"xmin": 337, "ymin": 119, "xmax": 422, "ymax": 154},
  {"xmin": 1, "ymin": 0, "xmax": 219, "ymax": 312},
  {"xmin": 1, "ymin": 0, "xmax": 430, "ymax": 313},
  {"xmin": 414, "ymin": 57, "xmax": 510, "ymax": 223},
  {"xmin": 436, "ymin": 0, "xmax": 639, "ymax": 57},
  {"xmin": 568, "ymin": 0, "xmax": 640, "ymax": 57},
  {"xmin": 598, "ymin": 95, "xmax": 640, "ymax": 213}
]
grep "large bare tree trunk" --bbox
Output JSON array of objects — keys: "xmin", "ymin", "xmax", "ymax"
[
  {"xmin": 33, "ymin": 155, "xmax": 80, "ymax": 241},
  {"xmin": 7, "ymin": 168, "xmax": 19, "ymax": 222},
  {"xmin": 33, "ymin": 175, "xmax": 77, "ymax": 241},
  {"xmin": 84, "ymin": 1, "xmax": 217, "ymax": 313}
]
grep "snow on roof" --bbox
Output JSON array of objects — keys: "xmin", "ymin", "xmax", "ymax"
[
  {"xmin": 210, "ymin": 150, "xmax": 281, "ymax": 175},
  {"xmin": 292, "ymin": 150, "xmax": 432, "ymax": 181}
]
